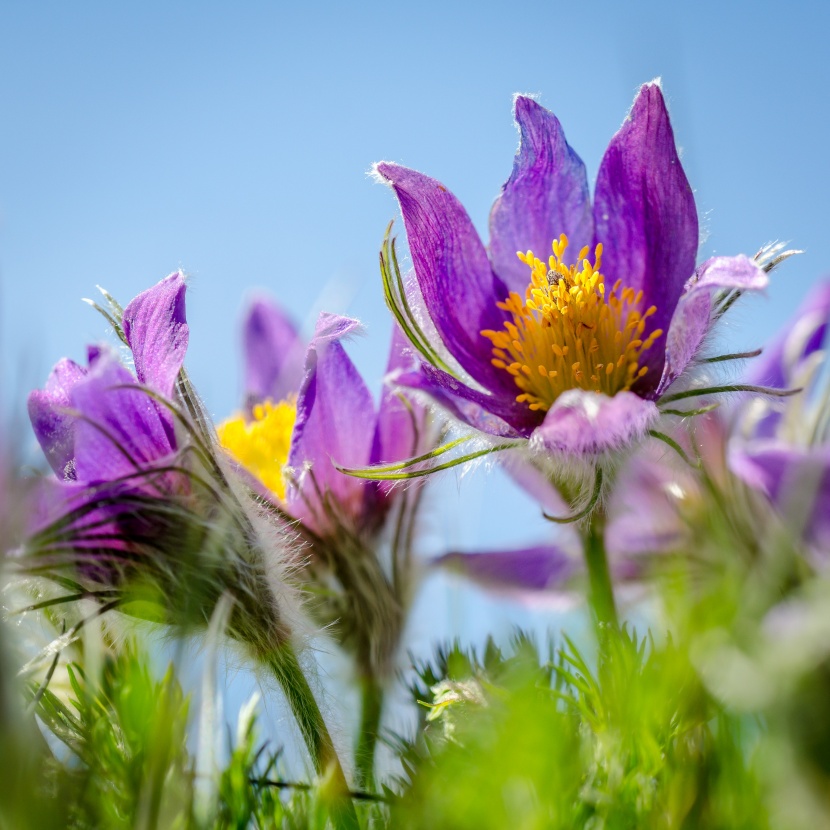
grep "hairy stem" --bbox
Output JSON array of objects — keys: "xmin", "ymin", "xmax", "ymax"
[
  {"xmin": 265, "ymin": 644, "xmax": 358, "ymax": 830},
  {"xmin": 584, "ymin": 509, "xmax": 618, "ymax": 630},
  {"xmin": 355, "ymin": 673, "xmax": 384, "ymax": 791}
]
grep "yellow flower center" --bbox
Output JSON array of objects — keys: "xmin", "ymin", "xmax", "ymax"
[
  {"xmin": 217, "ymin": 397, "xmax": 297, "ymax": 501},
  {"xmin": 481, "ymin": 234, "xmax": 663, "ymax": 413}
]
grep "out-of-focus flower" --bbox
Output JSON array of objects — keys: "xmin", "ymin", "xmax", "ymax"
[
  {"xmin": 727, "ymin": 281, "xmax": 830, "ymax": 556},
  {"xmin": 219, "ymin": 303, "xmax": 429, "ymax": 670},
  {"xmin": 375, "ymin": 82, "xmax": 767, "ymax": 464},
  {"xmin": 599, "ymin": 279, "xmax": 830, "ymax": 568}
]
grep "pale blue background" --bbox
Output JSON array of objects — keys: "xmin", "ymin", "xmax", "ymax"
[{"xmin": 2, "ymin": 0, "xmax": 828, "ymax": 764}]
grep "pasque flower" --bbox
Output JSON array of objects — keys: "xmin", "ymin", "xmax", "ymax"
[
  {"xmin": 727, "ymin": 281, "xmax": 830, "ymax": 556},
  {"xmin": 219, "ymin": 301, "xmax": 428, "ymax": 656},
  {"xmin": 27, "ymin": 274, "xmax": 193, "ymax": 580},
  {"xmin": 25, "ymin": 271, "xmax": 302, "ymax": 662},
  {"xmin": 433, "ymin": 277, "xmax": 830, "ymax": 604},
  {"xmin": 218, "ymin": 297, "xmax": 431, "ymax": 787},
  {"xmin": 219, "ymin": 297, "xmax": 427, "ymax": 541},
  {"xmin": 22, "ymin": 275, "xmax": 358, "ymax": 827},
  {"xmin": 375, "ymin": 81, "xmax": 767, "ymax": 460}
]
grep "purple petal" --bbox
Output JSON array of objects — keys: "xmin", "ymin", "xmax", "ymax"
[
  {"xmin": 122, "ymin": 272, "xmax": 189, "ymax": 399},
  {"xmin": 489, "ymin": 96, "xmax": 592, "ymax": 292},
  {"xmin": 396, "ymin": 364, "xmax": 529, "ymax": 438},
  {"xmin": 243, "ymin": 296, "xmax": 306, "ymax": 403},
  {"xmin": 744, "ymin": 279, "xmax": 830, "ymax": 389},
  {"xmin": 71, "ymin": 355, "xmax": 176, "ymax": 484},
  {"xmin": 500, "ymin": 454, "xmax": 572, "ymax": 517},
  {"xmin": 531, "ymin": 390, "xmax": 658, "ymax": 457},
  {"xmin": 374, "ymin": 162, "xmax": 513, "ymax": 395},
  {"xmin": 309, "ymin": 311, "xmax": 363, "ymax": 346},
  {"xmin": 689, "ymin": 254, "xmax": 768, "ymax": 294},
  {"xmin": 287, "ymin": 315, "xmax": 377, "ymax": 535},
  {"xmin": 593, "ymin": 83, "xmax": 698, "ymax": 391},
  {"xmin": 658, "ymin": 291, "xmax": 711, "ymax": 396},
  {"xmin": 434, "ymin": 545, "xmax": 579, "ymax": 593},
  {"xmin": 729, "ymin": 441, "xmax": 830, "ymax": 550},
  {"xmin": 658, "ymin": 255, "xmax": 768, "ymax": 394},
  {"xmin": 605, "ymin": 452, "xmax": 691, "ymax": 558},
  {"xmin": 28, "ymin": 358, "xmax": 87, "ymax": 479}
]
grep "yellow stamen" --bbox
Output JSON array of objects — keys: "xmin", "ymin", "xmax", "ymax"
[
  {"xmin": 217, "ymin": 397, "xmax": 297, "ymax": 501},
  {"xmin": 481, "ymin": 233, "xmax": 663, "ymax": 413}
]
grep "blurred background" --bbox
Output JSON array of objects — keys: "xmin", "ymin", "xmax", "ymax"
[{"xmin": 1, "ymin": 0, "xmax": 828, "ymax": 745}]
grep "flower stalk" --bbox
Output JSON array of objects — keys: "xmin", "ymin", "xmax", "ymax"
[
  {"xmin": 264, "ymin": 644, "xmax": 359, "ymax": 830},
  {"xmin": 355, "ymin": 673, "xmax": 384, "ymax": 791},
  {"xmin": 584, "ymin": 507, "xmax": 618, "ymax": 630}
]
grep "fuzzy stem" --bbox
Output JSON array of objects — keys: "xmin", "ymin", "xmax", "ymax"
[
  {"xmin": 584, "ymin": 508, "xmax": 618, "ymax": 630},
  {"xmin": 265, "ymin": 644, "xmax": 358, "ymax": 830},
  {"xmin": 355, "ymin": 673, "xmax": 384, "ymax": 790}
]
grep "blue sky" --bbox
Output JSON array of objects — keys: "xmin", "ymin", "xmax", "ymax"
[{"xmin": 2, "ymin": 0, "xmax": 829, "ymax": 644}]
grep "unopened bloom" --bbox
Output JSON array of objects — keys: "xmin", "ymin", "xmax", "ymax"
[{"xmin": 375, "ymin": 82, "xmax": 766, "ymax": 460}]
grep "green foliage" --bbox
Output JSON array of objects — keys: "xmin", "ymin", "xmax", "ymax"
[
  {"xmin": 391, "ymin": 630, "xmax": 769, "ymax": 830},
  {"xmin": 32, "ymin": 644, "xmax": 195, "ymax": 829}
]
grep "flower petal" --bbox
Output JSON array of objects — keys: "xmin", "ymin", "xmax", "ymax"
[
  {"xmin": 396, "ymin": 363, "xmax": 531, "ymax": 438},
  {"xmin": 729, "ymin": 441, "xmax": 830, "ymax": 551},
  {"xmin": 744, "ymin": 279, "xmax": 830, "ymax": 389},
  {"xmin": 243, "ymin": 296, "xmax": 306, "ymax": 403},
  {"xmin": 71, "ymin": 354, "xmax": 175, "ymax": 484},
  {"xmin": 122, "ymin": 272, "xmax": 189, "ymax": 399},
  {"xmin": 593, "ymin": 82, "xmax": 698, "ymax": 388},
  {"xmin": 500, "ymin": 453, "xmax": 572, "ymax": 517},
  {"xmin": 434, "ymin": 545, "xmax": 578, "ymax": 593},
  {"xmin": 375, "ymin": 162, "xmax": 513, "ymax": 394},
  {"xmin": 531, "ymin": 390, "xmax": 658, "ymax": 456},
  {"xmin": 489, "ymin": 96, "xmax": 592, "ymax": 292},
  {"xmin": 28, "ymin": 358, "xmax": 87, "ymax": 479},
  {"xmin": 605, "ymin": 452, "xmax": 691, "ymax": 558},
  {"xmin": 287, "ymin": 314, "xmax": 377, "ymax": 535},
  {"xmin": 658, "ymin": 255, "xmax": 768, "ymax": 394}
]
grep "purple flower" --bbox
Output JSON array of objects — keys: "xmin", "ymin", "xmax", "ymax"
[
  {"xmin": 432, "ymin": 277, "xmax": 830, "ymax": 598},
  {"xmin": 26, "ymin": 273, "xmax": 193, "ymax": 577},
  {"xmin": 29, "ymin": 272, "xmax": 188, "ymax": 486},
  {"xmin": 375, "ymin": 82, "xmax": 766, "ymax": 459},
  {"xmin": 602, "ymin": 280, "xmax": 830, "ymax": 566},
  {"xmin": 727, "ymin": 280, "xmax": 830, "ymax": 556},
  {"xmin": 243, "ymin": 295, "xmax": 307, "ymax": 407},
  {"xmin": 221, "ymin": 296, "xmax": 427, "ymax": 540},
  {"xmin": 287, "ymin": 313, "xmax": 426, "ymax": 537},
  {"xmin": 219, "ymin": 298, "xmax": 432, "ymax": 682}
]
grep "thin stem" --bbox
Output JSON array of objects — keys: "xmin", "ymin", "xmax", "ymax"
[
  {"xmin": 264, "ymin": 644, "xmax": 359, "ymax": 830},
  {"xmin": 355, "ymin": 673, "xmax": 384, "ymax": 791},
  {"xmin": 583, "ymin": 509, "xmax": 618, "ymax": 630}
]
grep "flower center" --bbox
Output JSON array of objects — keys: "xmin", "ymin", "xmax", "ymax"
[
  {"xmin": 217, "ymin": 397, "xmax": 297, "ymax": 501},
  {"xmin": 481, "ymin": 234, "xmax": 663, "ymax": 413}
]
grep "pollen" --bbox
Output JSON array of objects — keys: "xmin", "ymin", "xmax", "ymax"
[
  {"xmin": 217, "ymin": 397, "xmax": 297, "ymax": 501},
  {"xmin": 481, "ymin": 234, "xmax": 663, "ymax": 413}
]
